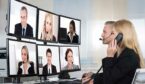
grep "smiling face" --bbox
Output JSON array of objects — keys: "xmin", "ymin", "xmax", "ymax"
[
  {"xmin": 101, "ymin": 24, "xmax": 114, "ymax": 44},
  {"xmin": 46, "ymin": 52, "xmax": 52, "ymax": 65},
  {"xmin": 67, "ymin": 51, "xmax": 73, "ymax": 64},
  {"xmin": 21, "ymin": 48, "xmax": 28, "ymax": 63},
  {"xmin": 20, "ymin": 9, "xmax": 27, "ymax": 27},
  {"xmin": 45, "ymin": 14, "xmax": 52, "ymax": 33}
]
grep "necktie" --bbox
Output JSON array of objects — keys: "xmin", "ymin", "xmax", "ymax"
[
  {"xmin": 22, "ymin": 28, "xmax": 25, "ymax": 36},
  {"xmin": 48, "ymin": 69, "xmax": 50, "ymax": 74}
]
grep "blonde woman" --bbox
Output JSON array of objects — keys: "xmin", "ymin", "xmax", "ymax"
[
  {"xmin": 17, "ymin": 45, "xmax": 35, "ymax": 75},
  {"xmin": 40, "ymin": 13, "xmax": 56, "ymax": 41}
]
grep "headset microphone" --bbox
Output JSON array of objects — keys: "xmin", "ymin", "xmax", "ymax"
[
  {"xmin": 99, "ymin": 33, "xmax": 113, "ymax": 41},
  {"xmin": 99, "ymin": 38, "xmax": 103, "ymax": 40}
]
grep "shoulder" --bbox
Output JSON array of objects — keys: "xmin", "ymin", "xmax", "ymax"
[
  {"xmin": 63, "ymin": 66, "xmax": 67, "ymax": 70},
  {"xmin": 73, "ymin": 64, "xmax": 79, "ymax": 69},
  {"xmin": 29, "ymin": 61, "xmax": 34, "ymax": 65},
  {"xmin": 18, "ymin": 61, "xmax": 23, "ymax": 65},
  {"xmin": 52, "ymin": 35, "xmax": 56, "ymax": 41},
  {"xmin": 52, "ymin": 64, "xmax": 56, "ymax": 68},
  {"xmin": 75, "ymin": 33, "xmax": 79, "ymax": 37},
  {"xmin": 43, "ymin": 64, "xmax": 47, "ymax": 68},
  {"xmin": 27, "ymin": 24, "xmax": 33, "ymax": 29},
  {"xmin": 18, "ymin": 61, "xmax": 23, "ymax": 67},
  {"xmin": 122, "ymin": 48, "xmax": 138, "ymax": 58},
  {"xmin": 15, "ymin": 23, "xmax": 21, "ymax": 27},
  {"xmin": 120, "ymin": 48, "xmax": 140, "ymax": 65}
]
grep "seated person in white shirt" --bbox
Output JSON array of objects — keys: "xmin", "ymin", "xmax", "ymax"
[{"xmin": 17, "ymin": 45, "xmax": 35, "ymax": 75}]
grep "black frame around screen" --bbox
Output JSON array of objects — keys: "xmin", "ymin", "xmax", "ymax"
[
  {"xmin": 58, "ymin": 15, "xmax": 81, "ymax": 45},
  {"xmin": 7, "ymin": 0, "xmax": 38, "ymax": 40},
  {"xmin": 7, "ymin": 38, "xmax": 38, "ymax": 77},
  {"xmin": 36, "ymin": 44, "xmax": 61, "ymax": 76}
]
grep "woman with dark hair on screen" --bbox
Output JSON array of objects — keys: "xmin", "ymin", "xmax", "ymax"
[
  {"xmin": 40, "ymin": 13, "xmax": 56, "ymax": 41},
  {"xmin": 17, "ymin": 45, "xmax": 35, "ymax": 75},
  {"xmin": 82, "ymin": 19, "xmax": 145, "ymax": 84},
  {"xmin": 62, "ymin": 48, "xmax": 79, "ymax": 70},
  {"xmin": 67, "ymin": 20, "xmax": 79, "ymax": 43}
]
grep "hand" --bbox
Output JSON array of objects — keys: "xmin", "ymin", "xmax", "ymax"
[
  {"xmin": 82, "ymin": 76, "xmax": 93, "ymax": 84},
  {"xmin": 107, "ymin": 39, "xmax": 117, "ymax": 57},
  {"xmin": 81, "ymin": 72, "xmax": 94, "ymax": 84},
  {"xmin": 82, "ymin": 72, "xmax": 93, "ymax": 79}
]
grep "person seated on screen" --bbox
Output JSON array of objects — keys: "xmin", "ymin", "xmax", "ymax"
[
  {"xmin": 42, "ymin": 48, "xmax": 57, "ymax": 75},
  {"xmin": 17, "ymin": 45, "xmax": 35, "ymax": 75},
  {"xmin": 14, "ymin": 6, "xmax": 33, "ymax": 38},
  {"xmin": 62, "ymin": 48, "xmax": 79, "ymax": 71},
  {"xmin": 40, "ymin": 13, "xmax": 56, "ymax": 41},
  {"xmin": 67, "ymin": 20, "xmax": 79, "ymax": 43}
]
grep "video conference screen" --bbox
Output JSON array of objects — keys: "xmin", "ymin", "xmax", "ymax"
[
  {"xmin": 8, "ymin": 0, "xmax": 37, "ymax": 39},
  {"xmin": 37, "ymin": 9, "xmax": 59, "ymax": 42},
  {"xmin": 37, "ymin": 45, "xmax": 60, "ymax": 76},
  {"xmin": 7, "ymin": 39, "xmax": 37, "ymax": 76},
  {"xmin": 59, "ymin": 46, "xmax": 81, "ymax": 71},
  {"xmin": 59, "ymin": 16, "xmax": 81, "ymax": 44},
  {"xmin": 6, "ymin": 0, "xmax": 81, "ymax": 77}
]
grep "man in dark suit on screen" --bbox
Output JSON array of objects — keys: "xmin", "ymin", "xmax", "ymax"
[
  {"xmin": 14, "ymin": 6, "xmax": 33, "ymax": 38},
  {"xmin": 42, "ymin": 48, "xmax": 57, "ymax": 75}
]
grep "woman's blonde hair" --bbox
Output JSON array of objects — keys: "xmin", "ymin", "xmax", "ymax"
[
  {"xmin": 21, "ymin": 45, "xmax": 29, "ymax": 62},
  {"xmin": 44, "ymin": 13, "xmax": 53, "ymax": 34},
  {"xmin": 114, "ymin": 19, "xmax": 145, "ymax": 68},
  {"xmin": 40, "ymin": 13, "xmax": 54, "ymax": 40}
]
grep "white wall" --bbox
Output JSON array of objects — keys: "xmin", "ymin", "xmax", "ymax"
[
  {"xmin": 21, "ymin": 0, "xmax": 53, "ymax": 11},
  {"xmin": 0, "ymin": 0, "xmax": 8, "ymax": 48}
]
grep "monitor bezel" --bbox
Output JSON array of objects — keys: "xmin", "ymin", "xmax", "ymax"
[
  {"xmin": 7, "ymin": 38, "xmax": 38, "ymax": 77},
  {"xmin": 7, "ymin": 0, "xmax": 38, "ymax": 40},
  {"xmin": 59, "ymin": 45, "xmax": 81, "ymax": 72},
  {"xmin": 58, "ymin": 15, "xmax": 81, "ymax": 45},
  {"xmin": 36, "ymin": 44, "xmax": 61, "ymax": 76},
  {"xmin": 36, "ymin": 8, "xmax": 59, "ymax": 43}
]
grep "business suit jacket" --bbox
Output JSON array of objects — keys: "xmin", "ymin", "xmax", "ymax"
[
  {"xmin": 93, "ymin": 47, "xmax": 140, "ymax": 84},
  {"xmin": 67, "ymin": 33, "xmax": 79, "ymax": 43},
  {"xmin": 14, "ymin": 23, "xmax": 33, "ymax": 37},
  {"xmin": 17, "ymin": 61, "xmax": 35, "ymax": 75},
  {"xmin": 42, "ymin": 64, "xmax": 57, "ymax": 75}
]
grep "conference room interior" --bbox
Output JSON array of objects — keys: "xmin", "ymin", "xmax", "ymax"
[{"xmin": 0, "ymin": 0, "xmax": 145, "ymax": 83}]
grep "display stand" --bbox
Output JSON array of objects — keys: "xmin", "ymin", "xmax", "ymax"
[
  {"xmin": 39, "ymin": 76, "xmax": 43, "ymax": 83},
  {"xmin": 43, "ymin": 42, "xmax": 47, "ymax": 45},
  {"xmin": 16, "ymin": 37, "xmax": 21, "ymax": 41},
  {"xmin": 58, "ymin": 71, "xmax": 70, "ymax": 79},
  {"xmin": 12, "ymin": 76, "xmax": 21, "ymax": 83}
]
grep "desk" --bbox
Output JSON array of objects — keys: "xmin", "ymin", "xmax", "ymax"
[{"xmin": 34, "ymin": 79, "xmax": 81, "ymax": 84}]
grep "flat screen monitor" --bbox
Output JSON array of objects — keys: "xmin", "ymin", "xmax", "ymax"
[
  {"xmin": 59, "ymin": 46, "xmax": 81, "ymax": 72},
  {"xmin": 37, "ymin": 44, "xmax": 60, "ymax": 76},
  {"xmin": 8, "ymin": 0, "xmax": 37, "ymax": 39},
  {"xmin": 37, "ymin": 9, "xmax": 59, "ymax": 43},
  {"xmin": 59, "ymin": 16, "xmax": 81, "ymax": 44},
  {"xmin": 7, "ymin": 39, "xmax": 37, "ymax": 76}
]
